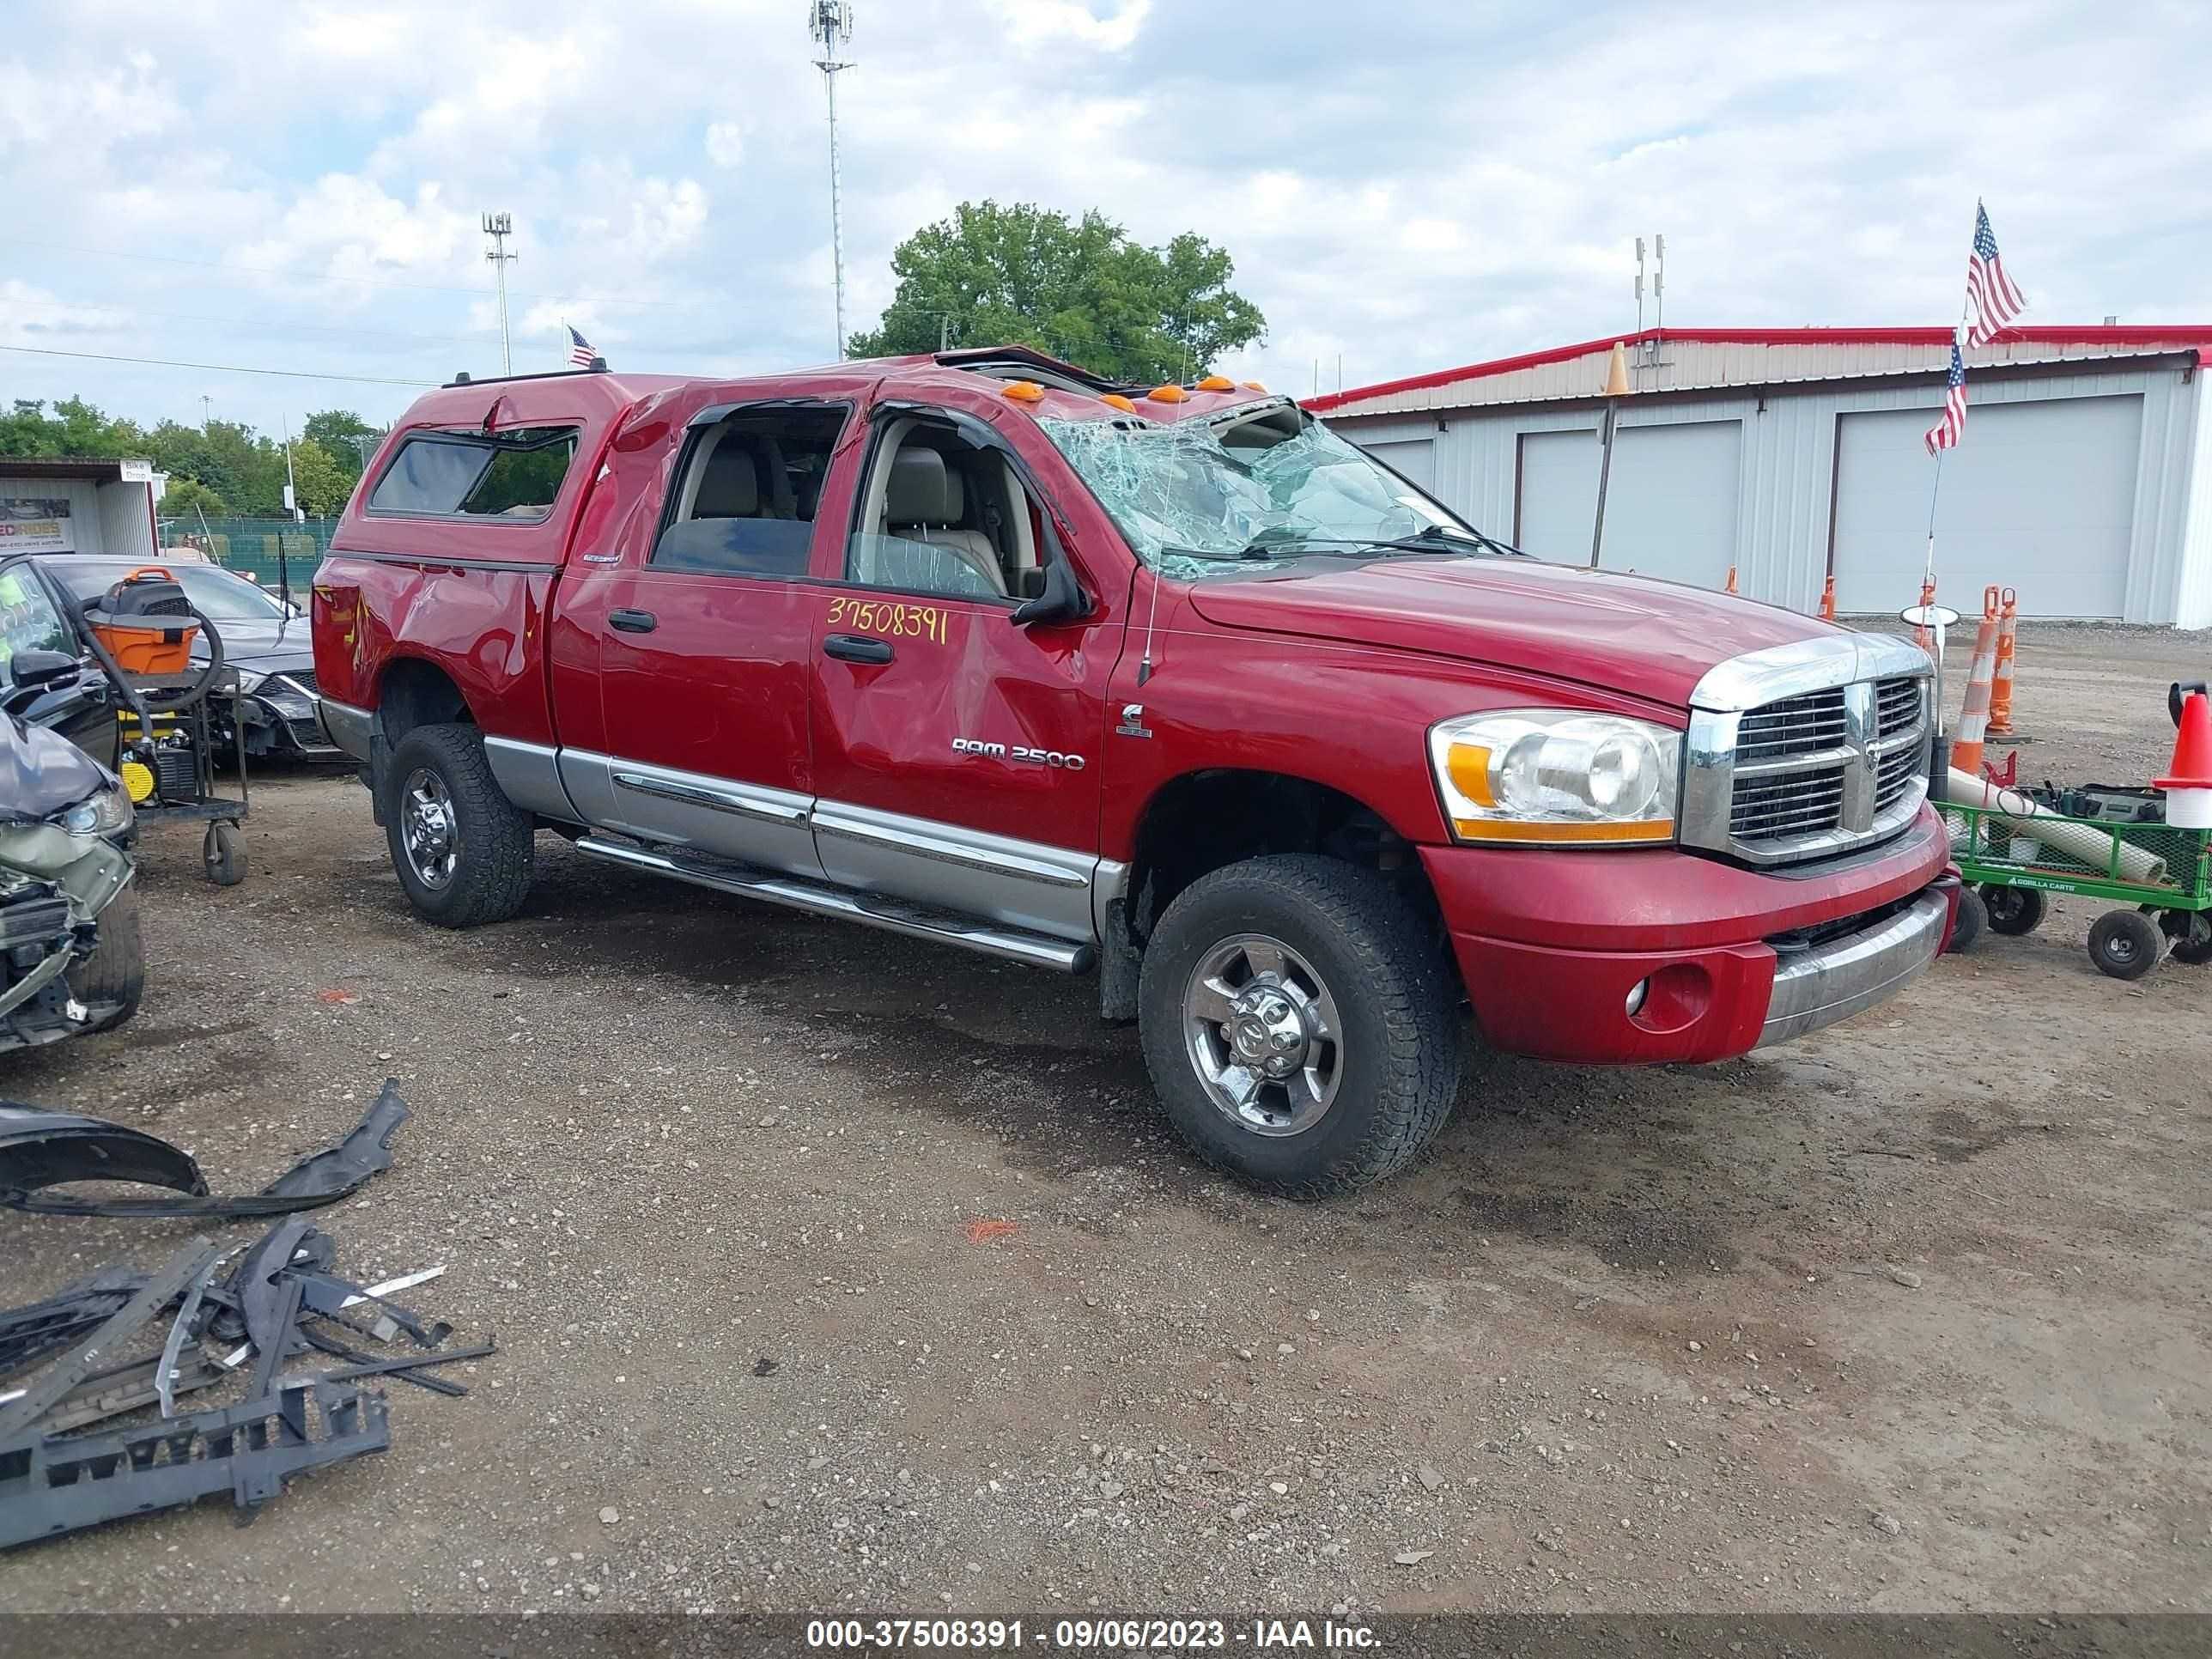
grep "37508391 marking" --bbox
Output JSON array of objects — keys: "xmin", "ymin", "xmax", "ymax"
[{"xmin": 826, "ymin": 596, "xmax": 947, "ymax": 642}]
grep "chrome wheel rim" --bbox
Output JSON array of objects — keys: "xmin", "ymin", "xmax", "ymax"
[
  {"xmin": 399, "ymin": 768, "xmax": 460, "ymax": 889},
  {"xmin": 1182, "ymin": 933, "xmax": 1343, "ymax": 1137}
]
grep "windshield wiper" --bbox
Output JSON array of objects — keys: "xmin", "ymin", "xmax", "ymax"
[{"xmin": 1361, "ymin": 527, "xmax": 1526, "ymax": 558}]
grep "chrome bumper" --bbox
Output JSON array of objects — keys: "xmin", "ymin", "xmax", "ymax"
[
  {"xmin": 318, "ymin": 697, "xmax": 374, "ymax": 763},
  {"xmin": 1756, "ymin": 885, "xmax": 1950, "ymax": 1048}
]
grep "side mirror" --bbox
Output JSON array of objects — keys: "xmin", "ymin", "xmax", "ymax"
[
  {"xmin": 7, "ymin": 648, "xmax": 80, "ymax": 691},
  {"xmin": 1008, "ymin": 521, "xmax": 1092, "ymax": 626}
]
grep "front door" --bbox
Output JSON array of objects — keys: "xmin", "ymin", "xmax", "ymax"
[
  {"xmin": 2, "ymin": 561, "xmax": 115, "ymax": 768},
  {"xmin": 805, "ymin": 400, "xmax": 1121, "ymax": 943},
  {"xmin": 555, "ymin": 387, "xmax": 868, "ymax": 875}
]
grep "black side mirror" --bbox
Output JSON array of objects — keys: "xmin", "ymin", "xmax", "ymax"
[
  {"xmin": 1009, "ymin": 551, "xmax": 1092, "ymax": 627},
  {"xmin": 7, "ymin": 648, "xmax": 80, "ymax": 692}
]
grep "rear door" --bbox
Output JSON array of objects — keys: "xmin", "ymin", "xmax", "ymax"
[
  {"xmin": 552, "ymin": 383, "xmax": 870, "ymax": 874},
  {"xmin": 804, "ymin": 393, "xmax": 1120, "ymax": 944}
]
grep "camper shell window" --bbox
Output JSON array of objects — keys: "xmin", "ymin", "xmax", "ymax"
[{"xmin": 368, "ymin": 425, "xmax": 580, "ymax": 521}]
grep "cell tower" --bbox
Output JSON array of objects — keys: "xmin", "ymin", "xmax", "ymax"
[
  {"xmin": 807, "ymin": 2, "xmax": 856, "ymax": 360},
  {"xmin": 483, "ymin": 213, "xmax": 516, "ymax": 375}
]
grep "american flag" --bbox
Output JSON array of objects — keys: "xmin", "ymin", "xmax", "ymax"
[
  {"xmin": 567, "ymin": 325, "xmax": 599, "ymax": 368},
  {"xmin": 1964, "ymin": 202, "xmax": 2026, "ymax": 346},
  {"xmin": 1924, "ymin": 337, "xmax": 1966, "ymax": 457}
]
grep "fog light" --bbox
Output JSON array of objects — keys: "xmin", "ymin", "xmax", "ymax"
[{"xmin": 1625, "ymin": 979, "xmax": 1650, "ymax": 1018}]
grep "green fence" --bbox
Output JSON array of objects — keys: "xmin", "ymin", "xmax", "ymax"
[{"xmin": 165, "ymin": 517, "xmax": 340, "ymax": 599}]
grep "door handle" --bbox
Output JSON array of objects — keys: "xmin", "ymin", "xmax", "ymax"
[
  {"xmin": 609, "ymin": 608, "xmax": 658, "ymax": 634},
  {"xmin": 823, "ymin": 634, "xmax": 894, "ymax": 665}
]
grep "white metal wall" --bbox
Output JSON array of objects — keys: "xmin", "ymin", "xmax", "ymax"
[
  {"xmin": 1338, "ymin": 362, "xmax": 2212, "ymax": 626},
  {"xmin": 1514, "ymin": 421, "xmax": 1742, "ymax": 586},
  {"xmin": 2, "ymin": 479, "xmax": 105, "ymax": 556},
  {"xmin": 94, "ymin": 482, "xmax": 155, "ymax": 559}
]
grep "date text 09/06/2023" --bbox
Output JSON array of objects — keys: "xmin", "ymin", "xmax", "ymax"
[{"xmin": 804, "ymin": 1618, "xmax": 1383, "ymax": 1650}]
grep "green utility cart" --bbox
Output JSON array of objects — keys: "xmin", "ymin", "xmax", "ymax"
[{"xmin": 1942, "ymin": 799, "xmax": 2212, "ymax": 979}]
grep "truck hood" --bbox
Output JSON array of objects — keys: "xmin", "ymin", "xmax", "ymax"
[{"xmin": 1182, "ymin": 556, "xmax": 1842, "ymax": 709}]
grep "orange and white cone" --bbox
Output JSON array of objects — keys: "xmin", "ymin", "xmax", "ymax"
[
  {"xmin": 1949, "ymin": 586, "xmax": 2002, "ymax": 779},
  {"xmin": 1818, "ymin": 575, "xmax": 1837, "ymax": 621},
  {"xmin": 2155, "ymin": 691, "xmax": 2212, "ymax": 829},
  {"xmin": 1723, "ymin": 565, "xmax": 1739, "ymax": 595},
  {"xmin": 1912, "ymin": 576, "xmax": 1938, "ymax": 651},
  {"xmin": 1987, "ymin": 586, "xmax": 2021, "ymax": 738}
]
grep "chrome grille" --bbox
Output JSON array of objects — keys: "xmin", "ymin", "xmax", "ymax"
[{"xmin": 1682, "ymin": 635, "xmax": 1933, "ymax": 869}]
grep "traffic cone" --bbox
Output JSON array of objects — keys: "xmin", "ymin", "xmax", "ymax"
[
  {"xmin": 1949, "ymin": 586, "xmax": 2002, "ymax": 780},
  {"xmin": 1987, "ymin": 586, "xmax": 2022, "ymax": 738},
  {"xmin": 2155, "ymin": 691, "xmax": 2212, "ymax": 829},
  {"xmin": 1723, "ymin": 565, "xmax": 1738, "ymax": 595},
  {"xmin": 1818, "ymin": 575, "xmax": 1837, "ymax": 621},
  {"xmin": 1912, "ymin": 576, "xmax": 1938, "ymax": 651}
]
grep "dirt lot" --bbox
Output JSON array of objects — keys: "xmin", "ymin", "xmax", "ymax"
[{"xmin": 3, "ymin": 623, "xmax": 2209, "ymax": 1618}]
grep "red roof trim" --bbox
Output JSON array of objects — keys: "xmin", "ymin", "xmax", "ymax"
[{"xmin": 1305, "ymin": 325, "xmax": 2212, "ymax": 411}]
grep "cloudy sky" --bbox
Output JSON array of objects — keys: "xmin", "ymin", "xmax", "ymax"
[{"xmin": 3, "ymin": 0, "xmax": 2206, "ymax": 438}]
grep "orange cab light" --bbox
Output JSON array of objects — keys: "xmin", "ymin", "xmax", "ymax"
[
  {"xmin": 1146, "ymin": 384, "xmax": 1188, "ymax": 404},
  {"xmin": 1101, "ymin": 392, "xmax": 1138, "ymax": 413},
  {"xmin": 1196, "ymin": 374, "xmax": 1235, "ymax": 392},
  {"xmin": 1001, "ymin": 380, "xmax": 1046, "ymax": 403},
  {"xmin": 1242, "ymin": 380, "xmax": 1267, "ymax": 392}
]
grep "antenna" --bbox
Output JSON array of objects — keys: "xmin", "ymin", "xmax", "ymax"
[
  {"xmin": 807, "ymin": 3, "xmax": 857, "ymax": 359},
  {"xmin": 1653, "ymin": 233, "xmax": 1666, "ymax": 348},
  {"xmin": 483, "ymin": 213, "xmax": 516, "ymax": 375},
  {"xmin": 1634, "ymin": 235, "xmax": 1646, "ymax": 337}
]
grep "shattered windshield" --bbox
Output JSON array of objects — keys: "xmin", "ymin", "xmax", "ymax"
[{"xmin": 1041, "ymin": 408, "xmax": 1492, "ymax": 580}]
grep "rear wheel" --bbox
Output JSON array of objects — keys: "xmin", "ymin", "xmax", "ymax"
[
  {"xmin": 1138, "ymin": 854, "xmax": 1462, "ymax": 1198},
  {"xmin": 1948, "ymin": 887, "xmax": 1986, "ymax": 952},
  {"xmin": 1981, "ymin": 884, "xmax": 2045, "ymax": 937},
  {"xmin": 2087, "ymin": 908, "xmax": 2162, "ymax": 981},
  {"xmin": 381, "ymin": 723, "xmax": 535, "ymax": 927},
  {"xmin": 2159, "ymin": 909, "xmax": 2212, "ymax": 965},
  {"xmin": 68, "ymin": 884, "xmax": 144, "ymax": 1034}
]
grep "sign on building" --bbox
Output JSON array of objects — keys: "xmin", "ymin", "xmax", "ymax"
[{"xmin": 0, "ymin": 498, "xmax": 73, "ymax": 553}]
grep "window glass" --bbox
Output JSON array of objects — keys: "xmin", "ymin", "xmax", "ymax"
[
  {"xmin": 368, "ymin": 426, "xmax": 579, "ymax": 520},
  {"xmin": 844, "ymin": 430, "xmax": 1023, "ymax": 601},
  {"xmin": 651, "ymin": 406, "xmax": 848, "ymax": 577},
  {"xmin": 0, "ymin": 565, "xmax": 71, "ymax": 672},
  {"xmin": 173, "ymin": 565, "xmax": 289, "ymax": 621},
  {"xmin": 1041, "ymin": 408, "xmax": 1492, "ymax": 581}
]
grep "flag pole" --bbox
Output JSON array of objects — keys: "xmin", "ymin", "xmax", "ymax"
[{"xmin": 1917, "ymin": 203, "xmax": 1979, "ymax": 650}]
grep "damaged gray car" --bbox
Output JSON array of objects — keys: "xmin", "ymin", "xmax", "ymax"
[{"xmin": 0, "ymin": 705, "xmax": 142, "ymax": 1052}]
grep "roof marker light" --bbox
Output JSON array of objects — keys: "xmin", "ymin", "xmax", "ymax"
[
  {"xmin": 1101, "ymin": 392, "xmax": 1138, "ymax": 413},
  {"xmin": 1147, "ymin": 384, "xmax": 1188, "ymax": 404},
  {"xmin": 1196, "ymin": 374, "xmax": 1235, "ymax": 392},
  {"xmin": 1242, "ymin": 380, "xmax": 1267, "ymax": 392},
  {"xmin": 1002, "ymin": 380, "xmax": 1045, "ymax": 403}
]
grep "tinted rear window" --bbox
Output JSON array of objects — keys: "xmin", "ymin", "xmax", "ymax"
[{"xmin": 368, "ymin": 426, "xmax": 579, "ymax": 520}]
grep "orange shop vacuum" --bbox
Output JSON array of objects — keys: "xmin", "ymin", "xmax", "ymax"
[{"xmin": 80, "ymin": 566, "xmax": 201, "ymax": 674}]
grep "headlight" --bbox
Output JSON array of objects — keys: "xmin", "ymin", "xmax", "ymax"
[
  {"xmin": 1429, "ymin": 709, "xmax": 1680, "ymax": 845},
  {"xmin": 234, "ymin": 669, "xmax": 268, "ymax": 694},
  {"xmin": 55, "ymin": 781, "xmax": 135, "ymax": 839}
]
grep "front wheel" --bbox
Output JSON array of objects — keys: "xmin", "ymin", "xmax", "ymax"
[
  {"xmin": 1982, "ymin": 884, "xmax": 2045, "ymax": 937},
  {"xmin": 380, "ymin": 723, "xmax": 536, "ymax": 927},
  {"xmin": 1948, "ymin": 887, "xmax": 1987, "ymax": 952},
  {"xmin": 2087, "ymin": 908, "xmax": 2163, "ymax": 981},
  {"xmin": 68, "ymin": 884, "xmax": 145, "ymax": 1033},
  {"xmin": 1138, "ymin": 854, "xmax": 1462, "ymax": 1198}
]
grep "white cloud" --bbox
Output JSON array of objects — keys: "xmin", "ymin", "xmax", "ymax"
[
  {"xmin": 705, "ymin": 122, "xmax": 745, "ymax": 169},
  {"xmin": 988, "ymin": 0, "xmax": 1152, "ymax": 52}
]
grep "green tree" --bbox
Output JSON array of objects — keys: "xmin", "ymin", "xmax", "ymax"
[
  {"xmin": 286, "ymin": 437, "xmax": 350, "ymax": 516},
  {"xmin": 847, "ymin": 201, "xmax": 1267, "ymax": 384},
  {"xmin": 302, "ymin": 410, "xmax": 381, "ymax": 488},
  {"xmin": 158, "ymin": 477, "xmax": 229, "ymax": 520}
]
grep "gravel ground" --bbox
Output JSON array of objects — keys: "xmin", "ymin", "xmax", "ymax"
[{"xmin": 1, "ymin": 623, "xmax": 2208, "ymax": 1617}]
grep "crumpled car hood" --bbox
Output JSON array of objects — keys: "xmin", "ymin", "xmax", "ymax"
[
  {"xmin": 0, "ymin": 716, "xmax": 113, "ymax": 825},
  {"xmin": 1183, "ymin": 556, "xmax": 1839, "ymax": 710}
]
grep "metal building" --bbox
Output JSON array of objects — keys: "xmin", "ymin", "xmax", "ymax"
[
  {"xmin": 1310, "ymin": 326, "xmax": 2212, "ymax": 626},
  {"xmin": 0, "ymin": 458, "xmax": 162, "ymax": 561}
]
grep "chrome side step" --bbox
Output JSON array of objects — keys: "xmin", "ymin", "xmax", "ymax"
[{"xmin": 573, "ymin": 836, "xmax": 1094, "ymax": 974}]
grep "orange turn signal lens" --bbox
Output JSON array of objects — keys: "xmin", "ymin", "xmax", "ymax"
[
  {"xmin": 1444, "ymin": 744, "xmax": 1495, "ymax": 807},
  {"xmin": 1101, "ymin": 392, "xmax": 1137, "ymax": 412},
  {"xmin": 1448, "ymin": 818, "xmax": 1674, "ymax": 844},
  {"xmin": 1196, "ymin": 374, "xmax": 1235, "ymax": 392},
  {"xmin": 1146, "ymin": 384, "xmax": 1188, "ymax": 404},
  {"xmin": 1002, "ymin": 380, "xmax": 1045, "ymax": 403}
]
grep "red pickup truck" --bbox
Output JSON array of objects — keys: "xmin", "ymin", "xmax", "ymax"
[{"xmin": 312, "ymin": 346, "xmax": 1956, "ymax": 1194}]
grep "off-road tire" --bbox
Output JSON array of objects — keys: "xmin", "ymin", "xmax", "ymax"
[
  {"xmin": 1139, "ymin": 854, "xmax": 1462, "ymax": 1198},
  {"xmin": 382, "ymin": 723, "xmax": 535, "ymax": 927},
  {"xmin": 1981, "ymin": 884, "xmax": 2045, "ymax": 937},
  {"xmin": 2159, "ymin": 909, "xmax": 2212, "ymax": 966},
  {"xmin": 2087, "ymin": 908, "xmax": 2162, "ymax": 981},
  {"xmin": 68, "ymin": 883, "xmax": 144, "ymax": 1033},
  {"xmin": 1948, "ymin": 887, "xmax": 1986, "ymax": 952}
]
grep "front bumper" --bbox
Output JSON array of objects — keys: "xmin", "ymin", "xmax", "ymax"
[{"xmin": 1424, "ymin": 805, "xmax": 1956, "ymax": 1064}]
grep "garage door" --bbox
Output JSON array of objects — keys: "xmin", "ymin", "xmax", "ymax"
[
  {"xmin": 1832, "ymin": 396, "xmax": 2142, "ymax": 618},
  {"xmin": 1361, "ymin": 437, "xmax": 1436, "ymax": 493},
  {"xmin": 1515, "ymin": 421, "xmax": 1741, "ymax": 586}
]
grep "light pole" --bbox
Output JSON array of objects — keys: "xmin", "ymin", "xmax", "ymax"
[
  {"xmin": 807, "ymin": 2, "xmax": 855, "ymax": 360},
  {"xmin": 483, "ymin": 212, "xmax": 516, "ymax": 375}
]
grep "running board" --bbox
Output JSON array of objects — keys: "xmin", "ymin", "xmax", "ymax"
[{"xmin": 573, "ymin": 836, "xmax": 1093, "ymax": 973}]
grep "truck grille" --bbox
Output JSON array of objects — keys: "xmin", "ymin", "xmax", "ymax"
[{"xmin": 1682, "ymin": 639, "xmax": 1932, "ymax": 870}]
